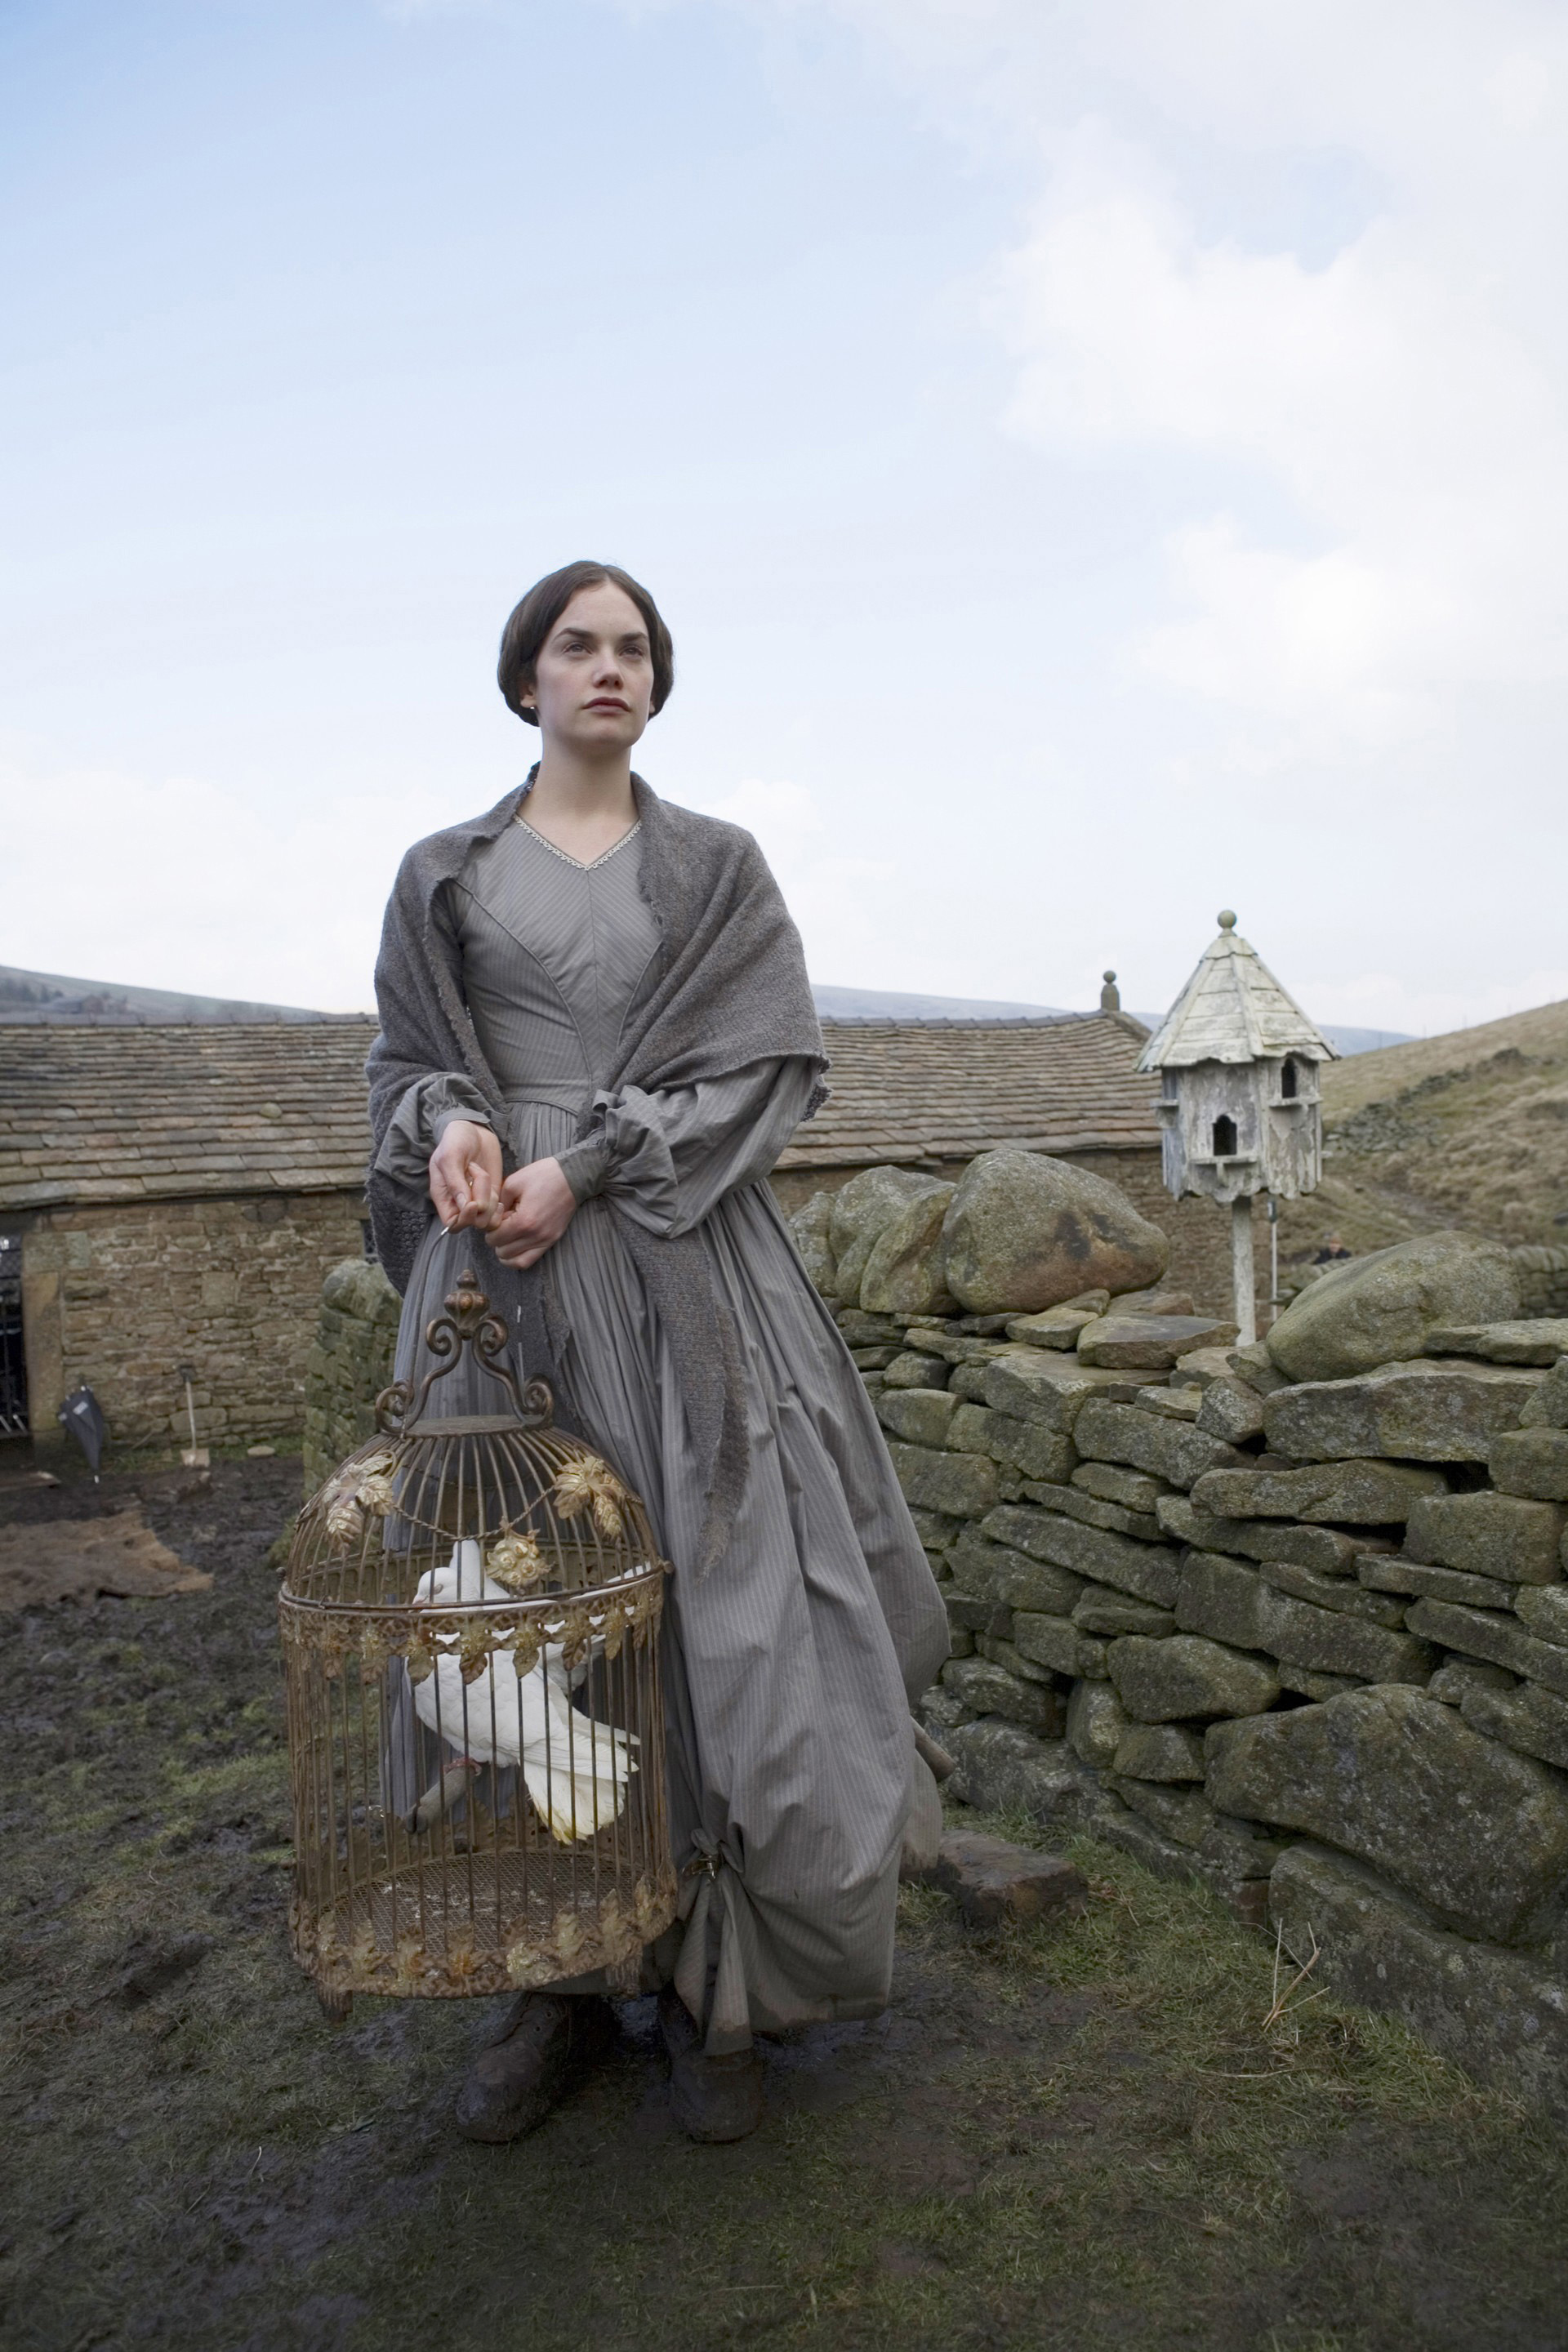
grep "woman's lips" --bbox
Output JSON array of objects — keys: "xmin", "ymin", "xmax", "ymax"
[{"xmin": 586, "ymin": 697, "xmax": 628, "ymax": 711}]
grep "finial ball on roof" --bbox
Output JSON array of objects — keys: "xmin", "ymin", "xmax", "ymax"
[
  {"xmin": 1102, "ymin": 969, "xmax": 1116, "ymax": 983},
  {"xmin": 1218, "ymin": 910, "xmax": 1237, "ymax": 931}
]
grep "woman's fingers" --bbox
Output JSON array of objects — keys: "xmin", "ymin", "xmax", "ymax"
[{"xmin": 428, "ymin": 1121, "xmax": 503, "ymax": 1228}]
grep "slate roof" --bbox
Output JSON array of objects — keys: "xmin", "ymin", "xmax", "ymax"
[
  {"xmin": 0, "ymin": 1009, "xmax": 1160, "ymax": 1214},
  {"xmin": 0, "ymin": 1022, "xmax": 380, "ymax": 1211},
  {"xmin": 778, "ymin": 1012, "xmax": 1160, "ymax": 1172},
  {"xmin": 1137, "ymin": 915, "xmax": 1335, "ymax": 1073}
]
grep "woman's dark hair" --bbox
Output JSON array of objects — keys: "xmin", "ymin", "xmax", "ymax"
[{"xmin": 497, "ymin": 560, "xmax": 674, "ymax": 726}]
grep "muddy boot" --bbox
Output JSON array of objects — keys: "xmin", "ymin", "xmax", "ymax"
[
  {"xmin": 658, "ymin": 1985, "xmax": 763, "ymax": 2144},
  {"xmin": 454, "ymin": 1992, "xmax": 615, "ymax": 2144}
]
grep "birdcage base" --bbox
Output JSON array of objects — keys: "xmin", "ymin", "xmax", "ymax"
[{"xmin": 292, "ymin": 1855, "xmax": 678, "ymax": 2002}]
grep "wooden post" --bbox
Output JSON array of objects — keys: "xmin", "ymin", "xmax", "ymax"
[{"xmin": 1232, "ymin": 1196, "xmax": 1256, "ymax": 1346}]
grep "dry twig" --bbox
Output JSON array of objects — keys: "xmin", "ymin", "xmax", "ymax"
[{"xmin": 1263, "ymin": 1918, "xmax": 1321, "ymax": 2032}]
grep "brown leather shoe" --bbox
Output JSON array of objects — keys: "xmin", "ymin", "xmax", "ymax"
[
  {"xmin": 454, "ymin": 1993, "xmax": 615, "ymax": 2144},
  {"xmin": 657, "ymin": 1985, "xmax": 763, "ymax": 2144}
]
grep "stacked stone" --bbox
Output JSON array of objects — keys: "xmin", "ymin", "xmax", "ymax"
[
  {"xmin": 801, "ymin": 1161, "xmax": 1568, "ymax": 2106},
  {"xmin": 301, "ymin": 1257, "xmax": 402, "ymax": 1490}
]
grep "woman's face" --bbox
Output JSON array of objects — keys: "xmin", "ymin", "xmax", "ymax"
[{"xmin": 523, "ymin": 581, "xmax": 655, "ymax": 752}]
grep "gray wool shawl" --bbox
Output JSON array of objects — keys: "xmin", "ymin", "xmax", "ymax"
[{"xmin": 365, "ymin": 772, "xmax": 829, "ymax": 1571}]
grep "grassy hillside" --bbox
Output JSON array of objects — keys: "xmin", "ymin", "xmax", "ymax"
[{"xmin": 1274, "ymin": 998, "xmax": 1568, "ymax": 1274}]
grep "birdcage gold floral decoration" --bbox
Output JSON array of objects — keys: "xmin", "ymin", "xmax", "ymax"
[{"xmin": 279, "ymin": 1267, "xmax": 676, "ymax": 2020}]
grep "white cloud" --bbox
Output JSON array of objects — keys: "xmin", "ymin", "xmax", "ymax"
[
  {"xmin": 2, "ymin": 751, "xmax": 448, "ymax": 1012},
  {"xmin": 702, "ymin": 778, "xmax": 898, "ymax": 978},
  {"xmin": 989, "ymin": 110, "xmax": 1568, "ymax": 745},
  {"xmin": 751, "ymin": 0, "xmax": 1568, "ymax": 760},
  {"xmin": 1298, "ymin": 966, "xmax": 1568, "ymax": 1040}
]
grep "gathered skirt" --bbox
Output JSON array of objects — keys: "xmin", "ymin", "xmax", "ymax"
[{"xmin": 394, "ymin": 1103, "xmax": 950, "ymax": 2051}]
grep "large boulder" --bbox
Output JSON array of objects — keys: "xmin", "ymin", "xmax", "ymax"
[
  {"xmin": 1207, "ymin": 1686, "xmax": 1568, "ymax": 1944},
  {"xmin": 787, "ymin": 1190, "xmax": 836, "ymax": 1294},
  {"xmin": 1076, "ymin": 1312, "xmax": 1238, "ymax": 1370},
  {"xmin": 1073, "ymin": 1397, "xmax": 1245, "ymax": 1492},
  {"xmin": 941, "ymin": 1149, "xmax": 1169, "ymax": 1316},
  {"xmin": 1108, "ymin": 1633, "xmax": 1279, "ymax": 1722},
  {"xmin": 827, "ymin": 1167, "xmax": 945, "ymax": 1306},
  {"xmin": 1265, "ymin": 1232, "xmax": 1521, "ymax": 1383},
  {"xmin": 860, "ymin": 1182, "xmax": 956, "ymax": 1314},
  {"xmin": 1190, "ymin": 1458, "xmax": 1447, "ymax": 1524},
  {"xmin": 1269, "ymin": 1844, "xmax": 1568, "ymax": 2117},
  {"xmin": 1177, "ymin": 1551, "xmax": 1434, "ymax": 1683},
  {"xmin": 1263, "ymin": 1359, "xmax": 1546, "ymax": 1463},
  {"xmin": 1405, "ymin": 1489, "xmax": 1566, "ymax": 1585}
]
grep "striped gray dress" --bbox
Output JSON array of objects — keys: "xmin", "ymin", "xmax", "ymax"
[{"xmin": 374, "ymin": 813, "xmax": 949, "ymax": 2051}]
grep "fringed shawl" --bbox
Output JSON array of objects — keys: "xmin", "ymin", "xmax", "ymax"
[{"xmin": 364, "ymin": 773, "xmax": 828, "ymax": 1571}]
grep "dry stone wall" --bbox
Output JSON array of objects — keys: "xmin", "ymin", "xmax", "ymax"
[
  {"xmin": 801, "ymin": 1155, "xmax": 1568, "ymax": 2107},
  {"xmin": 826, "ymin": 1219, "xmax": 1568, "ymax": 2107},
  {"xmin": 301, "ymin": 1257, "xmax": 402, "ymax": 1491}
]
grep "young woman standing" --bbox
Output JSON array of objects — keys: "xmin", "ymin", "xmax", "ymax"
[{"xmin": 367, "ymin": 561, "xmax": 947, "ymax": 2143}]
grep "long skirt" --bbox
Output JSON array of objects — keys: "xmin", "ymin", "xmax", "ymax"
[{"xmin": 392, "ymin": 1112, "xmax": 949, "ymax": 2052}]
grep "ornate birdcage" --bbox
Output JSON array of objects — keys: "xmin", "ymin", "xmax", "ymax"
[{"xmin": 279, "ymin": 1267, "xmax": 676, "ymax": 2020}]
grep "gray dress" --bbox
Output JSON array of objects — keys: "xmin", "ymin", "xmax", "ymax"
[{"xmin": 376, "ymin": 814, "xmax": 948, "ymax": 2052}]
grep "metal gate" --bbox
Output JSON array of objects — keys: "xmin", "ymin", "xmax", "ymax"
[{"xmin": 0, "ymin": 1236, "xmax": 27, "ymax": 1438}]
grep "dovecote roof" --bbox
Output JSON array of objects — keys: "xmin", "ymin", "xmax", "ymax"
[{"xmin": 1136, "ymin": 914, "xmax": 1335, "ymax": 1074}]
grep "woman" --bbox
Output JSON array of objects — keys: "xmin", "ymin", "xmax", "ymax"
[{"xmin": 367, "ymin": 560, "xmax": 948, "ymax": 2145}]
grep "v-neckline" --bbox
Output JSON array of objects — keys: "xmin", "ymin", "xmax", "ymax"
[{"xmin": 514, "ymin": 816, "xmax": 642, "ymax": 871}]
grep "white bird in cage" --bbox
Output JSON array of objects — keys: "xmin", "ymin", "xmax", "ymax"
[{"xmin": 408, "ymin": 1542, "xmax": 637, "ymax": 1845}]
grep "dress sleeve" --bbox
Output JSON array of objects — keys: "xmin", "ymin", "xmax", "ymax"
[
  {"xmin": 567, "ymin": 1057, "xmax": 817, "ymax": 1236},
  {"xmin": 369, "ymin": 881, "xmax": 497, "ymax": 1190}
]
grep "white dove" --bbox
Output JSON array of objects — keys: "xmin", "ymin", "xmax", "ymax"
[{"xmin": 408, "ymin": 1540, "xmax": 636, "ymax": 1845}]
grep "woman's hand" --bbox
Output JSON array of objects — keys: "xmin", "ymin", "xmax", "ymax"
[
  {"xmin": 488, "ymin": 1157, "xmax": 577, "ymax": 1269},
  {"xmin": 429, "ymin": 1120, "xmax": 504, "ymax": 1232}
]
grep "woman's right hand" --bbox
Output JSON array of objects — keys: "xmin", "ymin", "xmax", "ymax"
[{"xmin": 428, "ymin": 1120, "xmax": 504, "ymax": 1232}]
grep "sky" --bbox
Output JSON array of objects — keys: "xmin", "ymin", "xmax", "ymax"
[{"xmin": 3, "ymin": 0, "xmax": 1566, "ymax": 1035}]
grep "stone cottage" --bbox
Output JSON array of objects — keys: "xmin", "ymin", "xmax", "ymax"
[{"xmin": 1, "ymin": 1021, "xmax": 376, "ymax": 1454}]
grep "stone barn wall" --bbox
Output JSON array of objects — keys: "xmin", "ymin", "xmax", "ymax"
[{"xmin": 20, "ymin": 1192, "xmax": 367, "ymax": 1452}]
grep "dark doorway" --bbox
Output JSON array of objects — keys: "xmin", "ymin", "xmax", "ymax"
[
  {"xmin": 1212, "ymin": 1114, "xmax": 1238, "ymax": 1157},
  {"xmin": 0, "ymin": 1236, "xmax": 27, "ymax": 1438},
  {"xmin": 1281, "ymin": 1056, "xmax": 1299, "ymax": 1099}
]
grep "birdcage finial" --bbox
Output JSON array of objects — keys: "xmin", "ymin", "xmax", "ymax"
[{"xmin": 375, "ymin": 1267, "xmax": 553, "ymax": 1435}]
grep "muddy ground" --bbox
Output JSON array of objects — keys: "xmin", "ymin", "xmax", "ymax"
[{"xmin": 4, "ymin": 1454, "xmax": 1568, "ymax": 2352}]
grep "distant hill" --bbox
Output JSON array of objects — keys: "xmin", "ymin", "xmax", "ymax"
[
  {"xmin": 0, "ymin": 964, "xmax": 341, "ymax": 1024},
  {"xmin": 812, "ymin": 983, "xmax": 1406, "ymax": 1058},
  {"xmin": 1275, "ymin": 997, "xmax": 1568, "ymax": 1268},
  {"xmin": 0, "ymin": 960, "xmax": 1412, "ymax": 1056},
  {"xmin": 812, "ymin": 984, "xmax": 1076, "ymax": 1022}
]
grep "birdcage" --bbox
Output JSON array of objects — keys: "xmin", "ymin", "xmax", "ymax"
[{"xmin": 279, "ymin": 1266, "xmax": 676, "ymax": 2020}]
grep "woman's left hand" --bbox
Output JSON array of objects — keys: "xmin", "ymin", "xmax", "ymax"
[{"xmin": 487, "ymin": 1157, "xmax": 577, "ymax": 1269}]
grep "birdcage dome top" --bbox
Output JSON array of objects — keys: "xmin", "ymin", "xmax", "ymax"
[{"xmin": 283, "ymin": 1265, "xmax": 668, "ymax": 1611}]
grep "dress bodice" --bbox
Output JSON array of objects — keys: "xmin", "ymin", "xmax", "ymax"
[{"xmin": 445, "ymin": 817, "xmax": 662, "ymax": 1111}]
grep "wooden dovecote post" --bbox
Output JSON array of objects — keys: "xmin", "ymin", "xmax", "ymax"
[{"xmin": 1136, "ymin": 912, "xmax": 1336, "ymax": 1344}]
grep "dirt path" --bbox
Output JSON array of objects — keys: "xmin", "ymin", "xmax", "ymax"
[{"xmin": 4, "ymin": 1458, "xmax": 1568, "ymax": 2352}]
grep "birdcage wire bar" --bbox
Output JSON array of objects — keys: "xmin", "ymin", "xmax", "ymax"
[{"xmin": 280, "ymin": 1268, "xmax": 676, "ymax": 2015}]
